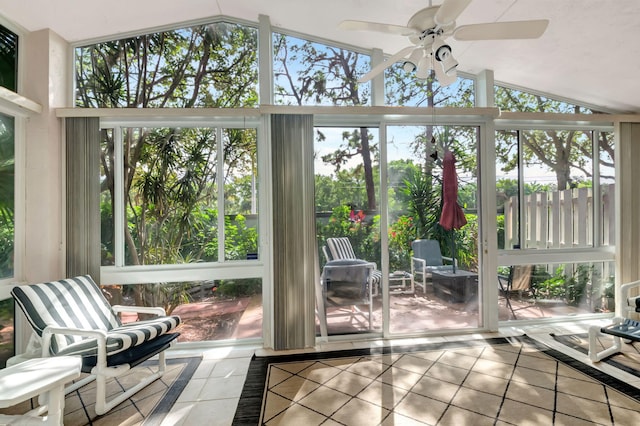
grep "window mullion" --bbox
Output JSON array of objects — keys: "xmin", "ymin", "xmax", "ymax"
[
  {"xmin": 216, "ymin": 127, "xmax": 225, "ymax": 262},
  {"xmin": 114, "ymin": 127, "xmax": 125, "ymax": 267}
]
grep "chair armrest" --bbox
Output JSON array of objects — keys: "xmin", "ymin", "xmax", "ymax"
[
  {"xmin": 442, "ymin": 256, "xmax": 458, "ymax": 267},
  {"xmin": 112, "ymin": 305, "xmax": 167, "ymax": 316},
  {"xmin": 411, "ymin": 257, "xmax": 426, "ymax": 275},
  {"xmin": 41, "ymin": 326, "xmax": 108, "ymax": 358},
  {"xmin": 620, "ymin": 279, "xmax": 640, "ymax": 314}
]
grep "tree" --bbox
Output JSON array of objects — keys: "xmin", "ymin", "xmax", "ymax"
[
  {"xmin": 77, "ymin": 22, "xmax": 259, "ymax": 267},
  {"xmin": 495, "ymin": 87, "xmax": 614, "ymax": 190},
  {"xmin": 273, "ymin": 33, "xmax": 379, "ymax": 209}
]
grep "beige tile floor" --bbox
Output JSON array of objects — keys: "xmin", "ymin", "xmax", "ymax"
[{"xmin": 158, "ymin": 318, "xmax": 640, "ymax": 425}]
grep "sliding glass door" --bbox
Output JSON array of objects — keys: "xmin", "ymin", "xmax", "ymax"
[{"xmin": 386, "ymin": 124, "xmax": 480, "ymax": 333}]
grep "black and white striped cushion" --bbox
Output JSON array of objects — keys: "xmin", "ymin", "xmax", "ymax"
[
  {"xmin": 327, "ymin": 237, "xmax": 357, "ymax": 260},
  {"xmin": 12, "ymin": 275, "xmax": 180, "ymax": 357},
  {"xmin": 326, "ymin": 237, "xmax": 381, "ymax": 290}
]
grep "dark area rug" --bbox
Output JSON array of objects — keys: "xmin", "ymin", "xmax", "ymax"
[{"xmin": 233, "ymin": 336, "xmax": 640, "ymax": 425}]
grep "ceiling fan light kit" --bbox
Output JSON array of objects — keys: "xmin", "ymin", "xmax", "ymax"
[{"xmin": 339, "ymin": 0, "xmax": 548, "ymax": 87}]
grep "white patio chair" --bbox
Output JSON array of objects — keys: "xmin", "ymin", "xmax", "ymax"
[
  {"xmin": 325, "ymin": 237, "xmax": 382, "ymax": 295},
  {"xmin": 11, "ymin": 275, "xmax": 181, "ymax": 415},
  {"xmin": 589, "ymin": 279, "xmax": 640, "ymax": 361}
]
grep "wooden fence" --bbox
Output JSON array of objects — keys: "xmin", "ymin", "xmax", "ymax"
[{"xmin": 503, "ymin": 184, "xmax": 615, "ymax": 249}]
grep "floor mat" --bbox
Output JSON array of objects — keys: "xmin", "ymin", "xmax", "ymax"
[{"xmin": 234, "ymin": 336, "xmax": 640, "ymax": 425}]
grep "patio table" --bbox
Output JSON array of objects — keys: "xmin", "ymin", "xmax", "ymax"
[{"xmin": 431, "ymin": 269, "xmax": 478, "ymax": 303}]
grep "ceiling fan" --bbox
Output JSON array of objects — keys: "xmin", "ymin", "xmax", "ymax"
[{"xmin": 339, "ymin": 0, "xmax": 549, "ymax": 86}]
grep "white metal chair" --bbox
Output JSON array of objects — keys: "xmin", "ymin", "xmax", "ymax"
[
  {"xmin": 317, "ymin": 260, "xmax": 374, "ymax": 338},
  {"xmin": 325, "ymin": 237, "xmax": 382, "ymax": 295},
  {"xmin": 11, "ymin": 275, "xmax": 181, "ymax": 415},
  {"xmin": 589, "ymin": 279, "xmax": 640, "ymax": 362}
]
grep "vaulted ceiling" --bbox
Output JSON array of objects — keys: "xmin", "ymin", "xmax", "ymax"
[{"xmin": 1, "ymin": 0, "xmax": 638, "ymax": 112}]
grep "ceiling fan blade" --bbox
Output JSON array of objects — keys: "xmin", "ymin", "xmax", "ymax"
[
  {"xmin": 453, "ymin": 19, "xmax": 549, "ymax": 41},
  {"xmin": 434, "ymin": 0, "xmax": 472, "ymax": 26},
  {"xmin": 358, "ymin": 46, "xmax": 416, "ymax": 83},
  {"xmin": 339, "ymin": 20, "xmax": 415, "ymax": 36}
]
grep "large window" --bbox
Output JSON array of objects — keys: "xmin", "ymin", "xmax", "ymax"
[
  {"xmin": 273, "ymin": 33, "xmax": 371, "ymax": 106},
  {"xmin": 101, "ymin": 126, "xmax": 259, "ymax": 265},
  {"xmin": 495, "ymin": 128, "xmax": 614, "ymax": 250},
  {"xmin": 75, "ymin": 21, "xmax": 258, "ymax": 108}
]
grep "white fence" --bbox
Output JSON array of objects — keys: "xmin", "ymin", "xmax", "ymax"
[{"xmin": 503, "ymin": 184, "xmax": 615, "ymax": 249}]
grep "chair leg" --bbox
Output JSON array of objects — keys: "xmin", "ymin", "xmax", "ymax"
[
  {"xmin": 588, "ymin": 323, "xmax": 623, "ymax": 362},
  {"xmin": 93, "ymin": 351, "xmax": 167, "ymax": 415}
]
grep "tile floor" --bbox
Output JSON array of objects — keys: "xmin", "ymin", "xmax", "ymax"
[{"xmin": 159, "ymin": 318, "xmax": 640, "ymax": 425}]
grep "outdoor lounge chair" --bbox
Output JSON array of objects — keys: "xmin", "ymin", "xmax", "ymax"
[
  {"xmin": 325, "ymin": 237, "xmax": 382, "ymax": 295},
  {"xmin": 411, "ymin": 239, "xmax": 456, "ymax": 292},
  {"xmin": 317, "ymin": 259, "xmax": 375, "ymax": 337},
  {"xmin": 589, "ymin": 279, "xmax": 640, "ymax": 362},
  {"xmin": 498, "ymin": 265, "xmax": 540, "ymax": 319},
  {"xmin": 11, "ymin": 275, "xmax": 181, "ymax": 415}
]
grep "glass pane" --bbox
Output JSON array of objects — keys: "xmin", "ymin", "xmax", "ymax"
[
  {"xmin": 495, "ymin": 129, "xmax": 520, "ymax": 250},
  {"xmin": 315, "ymin": 126, "xmax": 380, "ymax": 335},
  {"xmin": 273, "ymin": 33, "xmax": 371, "ymax": 106},
  {"xmin": 75, "ymin": 22, "xmax": 258, "ymax": 108},
  {"xmin": 100, "ymin": 129, "xmax": 114, "ymax": 266},
  {"xmin": 384, "ymin": 63, "xmax": 474, "ymax": 107},
  {"xmin": 387, "ymin": 124, "xmax": 480, "ymax": 333},
  {"xmin": 521, "ymin": 129, "xmax": 593, "ymax": 249},
  {"xmin": 123, "ymin": 127, "xmax": 218, "ymax": 265},
  {"xmin": 0, "ymin": 114, "xmax": 14, "ymax": 278},
  {"xmin": 498, "ymin": 261, "xmax": 613, "ymax": 321},
  {"xmin": 0, "ymin": 298, "xmax": 14, "ymax": 367},
  {"xmin": 598, "ymin": 131, "xmax": 615, "ymax": 247},
  {"xmin": 0, "ymin": 24, "xmax": 18, "ymax": 91},
  {"xmin": 102, "ymin": 279, "xmax": 262, "ymax": 342},
  {"xmin": 223, "ymin": 128, "xmax": 259, "ymax": 260}
]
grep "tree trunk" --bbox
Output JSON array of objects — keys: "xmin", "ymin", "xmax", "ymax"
[{"xmin": 360, "ymin": 127, "xmax": 376, "ymax": 210}]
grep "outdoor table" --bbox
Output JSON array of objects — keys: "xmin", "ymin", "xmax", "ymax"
[
  {"xmin": 431, "ymin": 269, "xmax": 478, "ymax": 303},
  {"xmin": 0, "ymin": 356, "xmax": 82, "ymax": 425}
]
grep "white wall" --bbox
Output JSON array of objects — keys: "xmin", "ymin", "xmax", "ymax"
[{"xmin": 21, "ymin": 29, "xmax": 70, "ymax": 285}]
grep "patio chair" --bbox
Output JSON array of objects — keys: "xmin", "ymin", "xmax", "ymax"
[
  {"xmin": 317, "ymin": 259, "xmax": 375, "ymax": 337},
  {"xmin": 11, "ymin": 275, "xmax": 181, "ymax": 415},
  {"xmin": 497, "ymin": 265, "xmax": 541, "ymax": 319},
  {"xmin": 411, "ymin": 239, "xmax": 456, "ymax": 292},
  {"xmin": 589, "ymin": 279, "xmax": 640, "ymax": 361},
  {"xmin": 325, "ymin": 237, "xmax": 382, "ymax": 296}
]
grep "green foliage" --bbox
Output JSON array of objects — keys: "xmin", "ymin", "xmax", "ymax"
[
  {"xmin": 76, "ymin": 22, "xmax": 259, "ymax": 108},
  {"xmin": 532, "ymin": 264, "xmax": 598, "ymax": 306},
  {"xmin": 402, "ymin": 167, "xmax": 440, "ymax": 240},
  {"xmin": 215, "ymin": 278, "xmax": 262, "ymax": 298},
  {"xmin": 388, "ymin": 215, "xmax": 416, "ymax": 271}
]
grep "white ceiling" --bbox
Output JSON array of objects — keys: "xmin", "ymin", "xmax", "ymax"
[{"xmin": 1, "ymin": 0, "xmax": 639, "ymax": 112}]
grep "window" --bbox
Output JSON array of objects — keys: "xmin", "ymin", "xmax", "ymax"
[
  {"xmin": 0, "ymin": 113, "xmax": 14, "ymax": 278},
  {"xmin": 75, "ymin": 21, "xmax": 259, "ymax": 108},
  {"xmin": 495, "ymin": 128, "xmax": 614, "ymax": 250},
  {"xmin": 101, "ymin": 126, "xmax": 258, "ymax": 266},
  {"xmin": 0, "ymin": 24, "xmax": 18, "ymax": 92},
  {"xmin": 273, "ymin": 33, "xmax": 371, "ymax": 106}
]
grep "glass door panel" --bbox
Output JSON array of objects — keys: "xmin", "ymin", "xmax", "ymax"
[{"xmin": 386, "ymin": 124, "xmax": 480, "ymax": 333}]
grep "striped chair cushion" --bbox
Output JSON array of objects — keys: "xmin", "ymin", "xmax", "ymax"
[
  {"xmin": 12, "ymin": 275, "xmax": 180, "ymax": 357},
  {"xmin": 327, "ymin": 237, "xmax": 357, "ymax": 260},
  {"xmin": 326, "ymin": 237, "xmax": 381, "ymax": 290}
]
